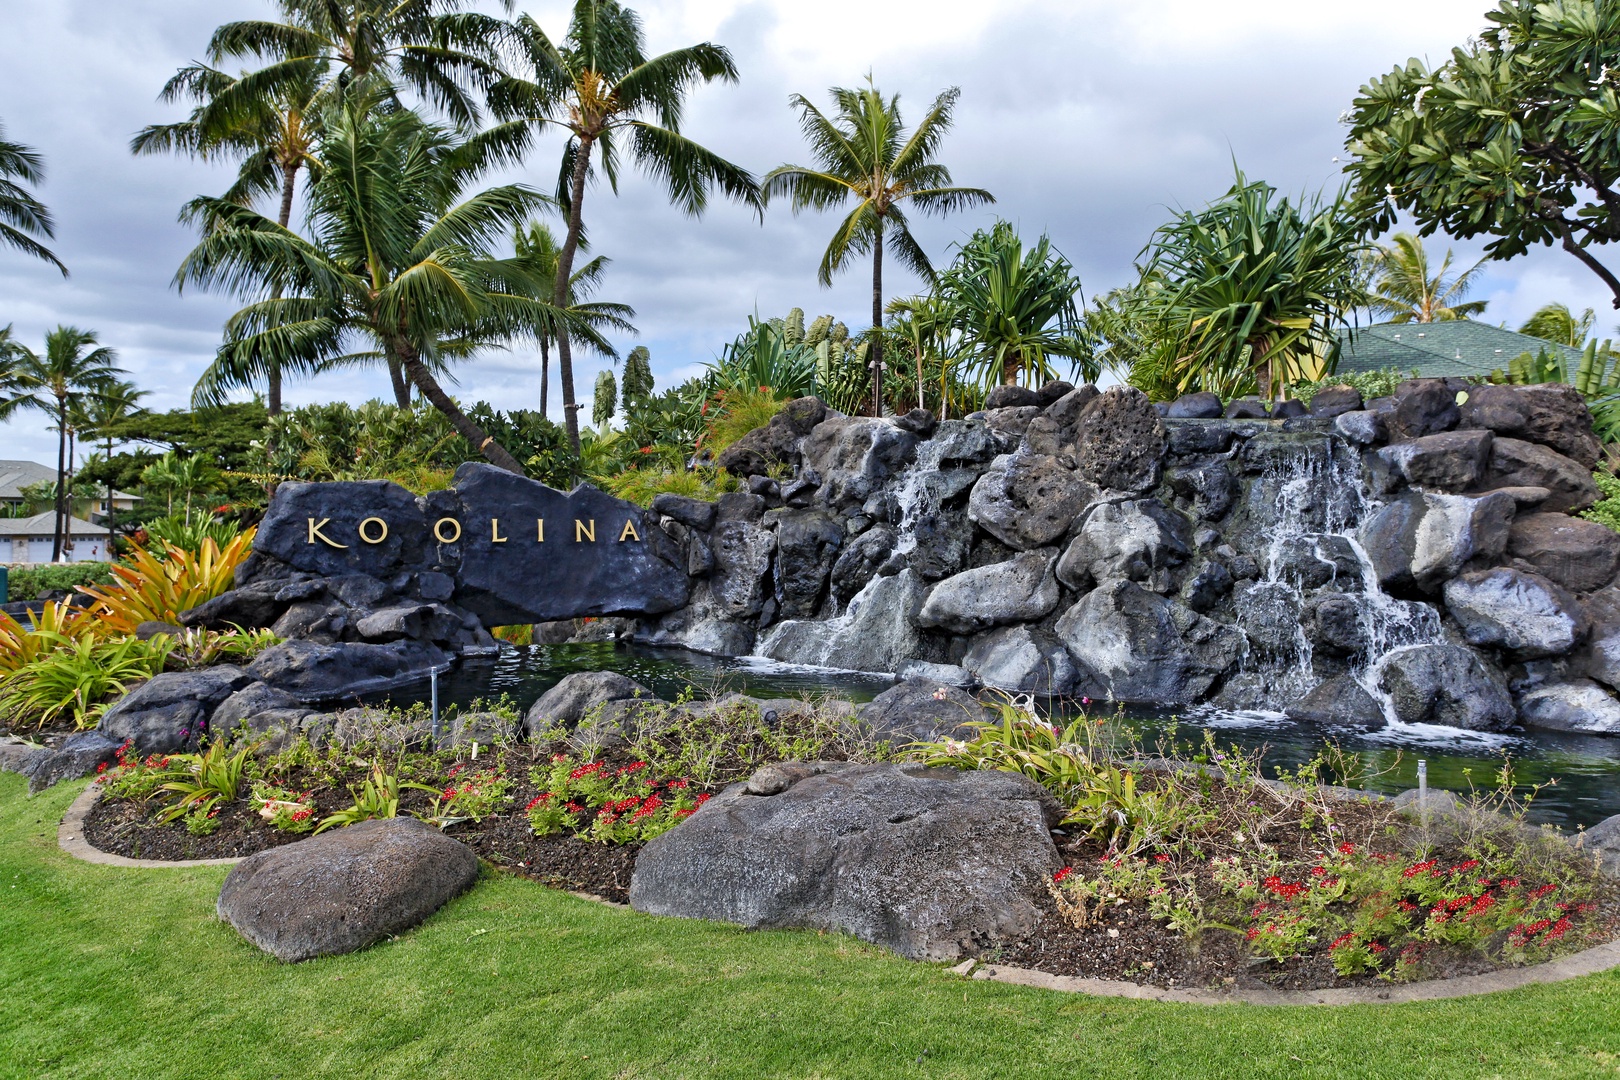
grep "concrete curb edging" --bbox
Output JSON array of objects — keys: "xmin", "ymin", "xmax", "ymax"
[
  {"xmin": 58, "ymin": 784, "xmax": 242, "ymax": 869},
  {"xmin": 956, "ymin": 940, "xmax": 1620, "ymax": 1005},
  {"xmin": 59, "ymin": 785, "xmax": 1620, "ymax": 1003}
]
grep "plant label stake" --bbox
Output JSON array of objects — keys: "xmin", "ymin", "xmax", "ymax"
[{"xmin": 431, "ymin": 668, "xmax": 440, "ymax": 747}]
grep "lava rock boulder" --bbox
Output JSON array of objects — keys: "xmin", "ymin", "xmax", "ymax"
[
  {"xmin": 217, "ymin": 817, "xmax": 479, "ymax": 962},
  {"xmin": 628, "ymin": 762, "xmax": 1062, "ymax": 960}
]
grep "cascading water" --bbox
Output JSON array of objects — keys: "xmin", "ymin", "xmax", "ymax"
[{"xmin": 1231, "ymin": 431, "xmax": 1441, "ymax": 713}]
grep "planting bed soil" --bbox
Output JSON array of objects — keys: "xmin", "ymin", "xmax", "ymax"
[{"xmin": 80, "ymin": 746, "xmax": 1620, "ymax": 991}]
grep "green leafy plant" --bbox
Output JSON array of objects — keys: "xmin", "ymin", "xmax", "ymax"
[
  {"xmin": 422, "ymin": 765, "xmax": 512, "ymax": 828},
  {"xmin": 159, "ymin": 627, "xmax": 280, "ymax": 671},
  {"xmin": 1582, "ymin": 471, "xmax": 1620, "ymax": 534},
  {"xmin": 249, "ymin": 781, "xmax": 316, "ymax": 833},
  {"xmin": 0, "ymin": 633, "xmax": 167, "ymax": 728},
  {"xmin": 525, "ymin": 754, "xmax": 707, "ymax": 844},
  {"xmin": 96, "ymin": 739, "xmax": 182, "ymax": 801},
  {"xmin": 2, "ymin": 563, "xmax": 114, "ymax": 602},
  {"xmin": 315, "ymin": 764, "xmax": 437, "ymax": 834},
  {"xmin": 156, "ymin": 740, "xmax": 254, "ymax": 823}
]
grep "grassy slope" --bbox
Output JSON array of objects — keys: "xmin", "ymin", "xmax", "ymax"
[{"xmin": 2, "ymin": 774, "xmax": 1619, "ymax": 1080}]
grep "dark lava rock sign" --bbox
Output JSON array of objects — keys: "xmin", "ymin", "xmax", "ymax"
[{"xmin": 255, "ymin": 464, "xmax": 691, "ymax": 626}]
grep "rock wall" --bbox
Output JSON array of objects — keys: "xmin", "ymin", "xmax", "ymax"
[{"xmin": 636, "ymin": 381, "xmax": 1620, "ymax": 737}]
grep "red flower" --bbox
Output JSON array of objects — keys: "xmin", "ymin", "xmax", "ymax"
[
  {"xmin": 1052, "ymin": 866, "xmax": 1074, "ymax": 884},
  {"xmin": 1336, "ymin": 842, "xmax": 1355, "ymax": 855},
  {"xmin": 1329, "ymin": 932, "xmax": 1357, "ymax": 951},
  {"xmin": 1402, "ymin": 860, "xmax": 1437, "ymax": 879},
  {"xmin": 695, "ymin": 793, "xmax": 711, "ymax": 806}
]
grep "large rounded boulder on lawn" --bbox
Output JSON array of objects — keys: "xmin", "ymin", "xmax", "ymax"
[
  {"xmin": 628, "ymin": 762, "xmax": 1062, "ymax": 961},
  {"xmin": 217, "ymin": 817, "xmax": 479, "ymax": 962}
]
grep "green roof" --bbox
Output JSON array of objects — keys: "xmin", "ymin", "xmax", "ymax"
[{"xmin": 1334, "ymin": 321, "xmax": 1585, "ymax": 379}]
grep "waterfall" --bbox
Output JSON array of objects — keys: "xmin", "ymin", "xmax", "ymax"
[{"xmin": 890, "ymin": 438, "xmax": 948, "ymax": 559}]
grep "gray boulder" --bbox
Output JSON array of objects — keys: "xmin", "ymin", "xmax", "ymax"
[
  {"xmin": 830, "ymin": 526, "xmax": 896, "ymax": 604},
  {"xmin": 1019, "ymin": 385, "xmax": 1099, "ymax": 457},
  {"xmin": 211, "ymin": 681, "xmax": 307, "ymax": 733},
  {"xmin": 854, "ymin": 681, "xmax": 994, "ymax": 744},
  {"xmin": 713, "ymin": 396, "xmax": 828, "ymax": 477},
  {"xmin": 982, "ymin": 405, "xmax": 1042, "ymax": 439},
  {"xmin": 1581, "ymin": 813, "xmax": 1620, "ymax": 875},
  {"xmin": 1284, "ymin": 677, "xmax": 1386, "ymax": 731},
  {"xmin": 961, "ymin": 624, "xmax": 1078, "ymax": 695},
  {"xmin": 1056, "ymin": 499, "xmax": 1191, "ymax": 591},
  {"xmin": 1164, "ymin": 461, "xmax": 1237, "ymax": 521},
  {"xmin": 801, "ymin": 416, "xmax": 918, "ymax": 511},
  {"xmin": 967, "ymin": 453, "xmax": 1096, "ymax": 551},
  {"xmin": 628, "ymin": 762, "xmax": 1062, "ymax": 960},
  {"xmin": 98, "ymin": 666, "xmax": 256, "ymax": 754},
  {"xmin": 984, "ymin": 384, "xmax": 1043, "ymax": 409},
  {"xmin": 247, "ymin": 639, "xmax": 447, "ymax": 701},
  {"xmin": 1388, "ymin": 379, "xmax": 1460, "ymax": 440},
  {"xmin": 1443, "ymin": 568, "xmax": 1584, "ymax": 659},
  {"xmin": 915, "ymin": 549, "xmax": 1060, "ymax": 634},
  {"xmin": 1459, "ymin": 383, "xmax": 1601, "ymax": 469},
  {"xmin": 1376, "ymin": 644, "xmax": 1515, "ymax": 731},
  {"xmin": 1333, "ymin": 409, "xmax": 1386, "ymax": 446},
  {"xmin": 179, "ymin": 581, "xmax": 289, "ymax": 632},
  {"xmin": 632, "ymin": 580, "xmax": 757, "ymax": 657},
  {"xmin": 25, "ymin": 732, "xmax": 122, "ymax": 794},
  {"xmin": 1072, "ymin": 387, "xmax": 1167, "ymax": 493},
  {"xmin": 771, "ymin": 510, "xmax": 843, "ymax": 618},
  {"xmin": 1359, "ymin": 491, "xmax": 1515, "ymax": 591},
  {"xmin": 1480, "ymin": 438, "xmax": 1600, "ymax": 513},
  {"xmin": 1054, "ymin": 581, "xmax": 1244, "ymax": 703},
  {"xmin": 757, "ymin": 571, "xmax": 927, "ymax": 673},
  {"xmin": 217, "ymin": 817, "xmax": 479, "ymax": 962},
  {"xmin": 896, "ymin": 661, "xmax": 976, "ymax": 689},
  {"xmin": 1580, "ymin": 585, "xmax": 1620, "ymax": 691},
  {"xmin": 1517, "ymin": 679, "xmax": 1620, "ymax": 734},
  {"xmin": 1506, "ymin": 513, "xmax": 1620, "ymax": 594},
  {"xmin": 651, "ymin": 492, "xmax": 717, "ymax": 531},
  {"xmin": 709, "ymin": 519, "xmax": 775, "ymax": 619},
  {"xmin": 1374, "ymin": 429, "xmax": 1492, "ymax": 492},
  {"xmin": 1224, "ymin": 398, "xmax": 1269, "ymax": 420},
  {"xmin": 1166, "ymin": 391, "xmax": 1223, "ymax": 419},
  {"xmin": 523, "ymin": 670, "xmax": 657, "ymax": 736},
  {"xmin": 251, "ymin": 479, "xmax": 430, "ymax": 581},
  {"xmin": 1310, "ymin": 386, "xmax": 1364, "ymax": 418}
]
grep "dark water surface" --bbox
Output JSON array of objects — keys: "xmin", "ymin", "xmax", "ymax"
[{"xmin": 378, "ymin": 642, "xmax": 1620, "ymax": 832}]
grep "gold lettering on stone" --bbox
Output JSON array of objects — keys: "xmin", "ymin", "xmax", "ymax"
[
  {"xmin": 491, "ymin": 519, "xmax": 507, "ymax": 543},
  {"xmin": 433, "ymin": 517, "xmax": 462, "ymax": 544},
  {"xmin": 536, "ymin": 519, "xmax": 545, "ymax": 542},
  {"xmin": 357, "ymin": 517, "xmax": 388, "ymax": 544},
  {"xmin": 575, "ymin": 519, "xmax": 596, "ymax": 543},
  {"xmin": 619, "ymin": 519, "xmax": 641, "ymax": 542},
  {"xmin": 307, "ymin": 517, "xmax": 348, "ymax": 548}
]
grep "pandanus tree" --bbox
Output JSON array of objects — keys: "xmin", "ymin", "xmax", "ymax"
[
  {"xmin": 512, "ymin": 219, "xmax": 634, "ymax": 417},
  {"xmin": 178, "ymin": 93, "xmax": 563, "ymax": 475},
  {"xmin": 764, "ymin": 80, "xmax": 993, "ymax": 415},
  {"xmin": 936, "ymin": 221, "xmax": 1089, "ymax": 389},
  {"xmin": 1365, "ymin": 232, "xmax": 1488, "ymax": 324},
  {"xmin": 133, "ymin": 61, "xmax": 324, "ymax": 414},
  {"xmin": 5, "ymin": 328, "xmax": 125, "ymax": 559},
  {"xmin": 0, "ymin": 119, "xmax": 67, "ymax": 275},
  {"xmin": 490, "ymin": 0, "xmax": 761, "ymax": 450}
]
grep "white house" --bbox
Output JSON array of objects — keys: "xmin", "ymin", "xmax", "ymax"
[
  {"xmin": 0, "ymin": 460, "xmax": 140, "ymax": 522},
  {"xmin": 0, "ymin": 512, "xmax": 114, "ymax": 564}
]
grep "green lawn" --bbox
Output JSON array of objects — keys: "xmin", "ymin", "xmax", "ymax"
[{"xmin": 3, "ymin": 774, "xmax": 1620, "ymax": 1080}]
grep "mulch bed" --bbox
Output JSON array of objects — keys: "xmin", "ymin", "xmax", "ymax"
[{"xmin": 80, "ymin": 756, "xmax": 1620, "ymax": 989}]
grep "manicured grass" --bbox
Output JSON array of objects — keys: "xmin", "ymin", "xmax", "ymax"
[{"xmin": 3, "ymin": 774, "xmax": 1620, "ymax": 1080}]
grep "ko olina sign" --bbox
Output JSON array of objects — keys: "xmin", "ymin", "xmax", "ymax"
[{"xmin": 254, "ymin": 464, "xmax": 691, "ymax": 626}]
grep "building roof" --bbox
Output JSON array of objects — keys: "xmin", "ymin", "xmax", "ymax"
[
  {"xmin": 1335, "ymin": 321, "xmax": 1586, "ymax": 380},
  {"xmin": 0, "ymin": 460, "xmax": 138, "ymax": 503},
  {"xmin": 0, "ymin": 511, "xmax": 114, "ymax": 538}
]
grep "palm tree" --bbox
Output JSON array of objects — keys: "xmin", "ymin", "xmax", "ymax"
[
  {"xmin": 74, "ymin": 379, "xmax": 147, "ymax": 551},
  {"xmin": 1366, "ymin": 232, "xmax": 1487, "ymax": 324},
  {"xmin": 177, "ymin": 95, "xmax": 558, "ymax": 475},
  {"xmin": 884, "ymin": 294, "xmax": 959, "ymax": 418},
  {"xmin": 1519, "ymin": 302, "xmax": 1597, "ymax": 348},
  {"xmin": 490, "ymin": 0, "xmax": 761, "ymax": 450},
  {"xmin": 763, "ymin": 79, "xmax": 993, "ymax": 415},
  {"xmin": 935, "ymin": 221, "xmax": 1088, "ymax": 389},
  {"xmin": 7, "ymin": 328, "xmax": 125, "ymax": 559},
  {"xmin": 133, "ymin": 62, "xmax": 324, "ymax": 414},
  {"xmin": 512, "ymin": 220, "xmax": 635, "ymax": 417},
  {"xmin": 203, "ymin": 0, "xmax": 510, "ymax": 129},
  {"xmin": 0, "ymin": 120, "xmax": 67, "ymax": 275}
]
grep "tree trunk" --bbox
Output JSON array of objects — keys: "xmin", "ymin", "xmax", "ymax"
[
  {"xmin": 398, "ymin": 346, "xmax": 526, "ymax": 475},
  {"xmin": 870, "ymin": 221, "xmax": 884, "ymax": 417},
  {"xmin": 51, "ymin": 402, "xmax": 66, "ymax": 562},
  {"xmin": 387, "ymin": 356, "xmax": 411, "ymax": 408},
  {"xmin": 555, "ymin": 136, "xmax": 594, "ymax": 451},
  {"xmin": 540, "ymin": 335, "xmax": 550, "ymax": 417},
  {"xmin": 105, "ymin": 434, "xmax": 115, "ymax": 556},
  {"xmin": 267, "ymin": 161, "xmax": 300, "ymax": 417},
  {"xmin": 64, "ymin": 428, "xmax": 75, "ymax": 557}
]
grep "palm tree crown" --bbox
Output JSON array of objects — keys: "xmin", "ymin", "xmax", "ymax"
[
  {"xmin": 1366, "ymin": 232, "xmax": 1487, "ymax": 323},
  {"xmin": 0, "ymin": 119, "xmax": 67, "ymax": 276},
  {"xmin": 490, "ymin": 0, "xmax": 760, "ymax": 449},
  {"xmin": 1519, "ymin": 302, "xmax": 1598, "ymax": 348},
  {"xmin": 7, "ymin": 327, "xmax": 126, "ymax": 559},
  {"xmin": 176, "ymin": 92, "xmax": 561, "ymax": 474},
  {"xmin": 764, "ymin": 79, "xmax": 994, "ymax": 414}
]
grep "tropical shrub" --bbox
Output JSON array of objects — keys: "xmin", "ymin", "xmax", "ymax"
[
  {"xmin": 315, "ymin": 764, "xmax": 438, "ymax": 833},
  {"xmin": 140, "ymin": 515, "xmax": 246, "ymax": 553},
  {"xmin": 426, "ymin": 764, "xmax": 513, "ymax": 825},
  {"xmin": 1291, "ymin": 367, "xmax": 1414, "ymax": 407},
  {"xmin": 0, "ymin": 601, "xmax": 96, "ymax": 675},
  {"xmin": 2, "ymin": 563, "xmax": 114, "ymax": 602},
  {"xmin": 525, "ymin": 754, "xmax": 707, "ymax": 844},
  {"xmin": 1583, "ymin": 472, "xmax": 1620, "ymax": 535},
  {"xmin": 0, "ymin": 634, "xmax": 167, "ymax": 729},
  {"xmin": 160, "ymin": 627, "xmax": 280, "ymax": 671},
  {"xmin": 250, "ymin": 782, "xmax": 317, "ymax": 833},
  {"xmin": 78, "ymin": 529, "xmax": 255, "ymax": 634},
  {"xmin": 157, "ymin": 739, "xmax": 254, "ymax": 824}
]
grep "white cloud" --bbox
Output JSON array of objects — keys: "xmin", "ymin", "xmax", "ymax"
[{"xmin": 0, "ymin": 0, "xmax": 1613, "ymax": 465}]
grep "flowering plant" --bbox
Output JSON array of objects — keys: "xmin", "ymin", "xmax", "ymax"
[
  {"xmin": 526, "ymin": 754, "xmax": 707, "ymax": 843},
  {"xmin": 425, "ymin": 767, "xmax": 512, "ymax": 825},
  {"xmin": 250, "ymin": 781, "xmax": 317, "ymax": 833}
]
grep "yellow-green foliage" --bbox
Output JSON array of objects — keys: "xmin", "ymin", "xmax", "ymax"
[
  {"xmin": 1583, "ymin": 471, "xmax": 1620, "ymax": 534},
  {"xmin": 604, "ymin": 466, "xmax": 738, "ymax": 508},
  {"xmin": 702, "ymin": 387, "xmax": 787, "ymax": 458},
  {"xmin": 78, "ymin": 529, "xmax": 255, "ymax": 635},
  {"xmin": 0, "ymin": 633, "xmax": 168, "ymax": 729}
]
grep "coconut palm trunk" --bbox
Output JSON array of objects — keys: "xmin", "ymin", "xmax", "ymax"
[
  {"xmin": 554, "ymin": 137, "xmax": 593, "ymax": 450},
  {"xmin": 871, "ymin": 225, "xmax": 884, "ymax": 415},
  {"xmin": 52, "ymin": 398, "xmax": 68, "ymax": 561},
  {"xmin": 393, "ymin": 343, "xmax": 524, "ymax": 474}
]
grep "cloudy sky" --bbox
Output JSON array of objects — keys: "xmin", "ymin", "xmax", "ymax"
[{"xmin": 2, "ymin": 0, "xmax": 1613, "ymax": 463}]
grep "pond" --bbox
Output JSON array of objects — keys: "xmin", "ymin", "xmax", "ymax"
[{"xmin": 374, "ymin": 642, "xmax": 1620, "ymax": 833}]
